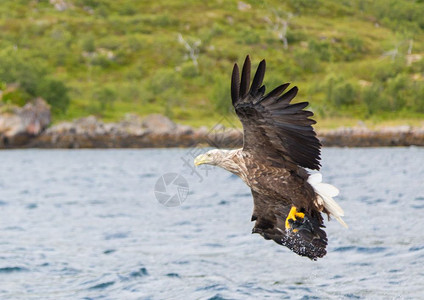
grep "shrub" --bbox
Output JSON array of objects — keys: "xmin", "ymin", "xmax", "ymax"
[
  {"xmin": 286, "ymin": 29, "xmax": 307, "ymax": 44},
  {"xmin": 2, "ymin": 89, "xmax": 31, "ymax": 107},
  {"xmin": 210, "ymin": 74, "xmax": 232, "ymax": 114},
  {"xmin": 346, "ymin": 37, "xmax": 365, "ymax": 54},
  {"xmin": 331, "ymin": 81, "xmax": 358, "ymax": 107},
  {"xmin": 82, "ymin": 35, "xmax": 96, "ymax": 53},
  {"xmin": 0, "ymin": 48, "xmax": 70, "ymax": 113},
  {"xmin": 127, "ymin": 35, "xmax": 146, "ymax": 52},
  {"xmin": 308, "ymin": 39, "xmax": 331, "ymax": 62},
  {"xmin": 120, "ymin": 82, "xmax": 143, "ymax": 102},
  {"xmin": 287, "ymin": 0, "xmax": 321, "ymax": 14},
  {"xmin": 324, "ymin": 75, "xmax": 358, "ymax": 108},
  {"xmin": 74, "ymin": 0, "xmax": 100, "ymax": 8},
  {"xmin": 384, "ymin": 74, "xmax": 409, "ymax": 111},
  {"xmin": 360, "ymin": 0, "xmax": 424, "ymax": 33},
  {"xmin": 181, "ymin": 61, "xmax": 199, "ymax": 78},
  {"xmin": 236, "ymin": 29, "xmax": 260, "ymax": 45},
  {"xmin": 373, "ymin": 59, "xmax": 406, "ymax": 83},
  {"xmin": 118, "ymin": 3, "xmax": 136, "ymax": 16},
  {"xmin": 91, "ymin": 55, "xmax": 113, "ymax": 68},
  {"xmin": 144, "ymin": 68, "xmax": 184, "ymax": 116},
  {"xmin": 411, "ymin": 83, "xmax": 424, "ymax": 113},
  {"xmin": 361, "ymin": 84, "xmax": 383, "ymax": 115},
  {"xmin": 360, "ymin": 73, "xmax": 424, "ymax": 115},
  {"xmin": 93, "ymin": 87, "xmax": 116, "ymax": 111},
  {"xmin": 149, "ymin": 68, "xmax": 182, "ymax": 96},
  {"xmin": 37, "ymin": 79, "xmax": 70, "ymax": 114},
  {"xmin": 294, "ymin": 49, "xmax": 321, "ymax": 73},
  {"xmin": 97, "ymin": 36, "xmax": 122, "ymax": 51}
]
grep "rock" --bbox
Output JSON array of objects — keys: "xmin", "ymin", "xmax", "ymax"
[
  {"xmin": 358, "ymin": 80, "xmax": 372, "ymax": 87},
  {"xmin": 175, "ymin": 124, "xmax": 194, "ymax": 136},
  {"xmin": 2, "ymin": 108, "xmax": 424, "ymax": 148},
  {"xmin": 117, "ymin": 114, "xmax": 146, "ymax": 136},
  {"xmin": 0, "ymin": 98, "xmax": 51, "ymax": 147},
  {"xmin": 50, "ymin": 0, "xmax": 71, "ymax": 11},
  {"xmin": 44, "ymin": 115, "xmax": 424, "ymax": 148},
  {"xmin": 318, "ymin": 126, "xmax": 424, "ymax": 147},
  {"xmin": 142, "ymin": 114, "xmax": 176, "ymax": 134},
  {"xmin": 406, "ymin": 54, "xmax": 422, "ymax": 66},
  {"xmin": 238, "ymin": 1, "xmax": 251, "ymax": 11}
]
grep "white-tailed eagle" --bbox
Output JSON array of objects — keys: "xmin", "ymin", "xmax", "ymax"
[{"xmin": 194, "ymin": 56, "xmax": 346, "ymax": 260}]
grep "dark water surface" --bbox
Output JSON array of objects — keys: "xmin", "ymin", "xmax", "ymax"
[{"xmin": 0, "ymin": 148, "xmax": 423, "ymax": 299}]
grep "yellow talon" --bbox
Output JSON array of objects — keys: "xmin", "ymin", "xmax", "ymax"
[{"xmin": 285, "ymin": 206, "xmax": 305, "ymax": 230}]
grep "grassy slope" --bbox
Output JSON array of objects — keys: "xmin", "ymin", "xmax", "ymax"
[{"xmin": 0, "ymin": 0, "xmax": 423, "ymax": 128}]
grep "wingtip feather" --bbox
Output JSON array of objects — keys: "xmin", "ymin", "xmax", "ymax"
[
  {"xmin": 250, "ymin": 59, "xmax": 266, "ymax": 95},
  {"xmin": 240, "ymin": 56, "xmax": 251, "ymax": 98},
  {"xmin": 231, "ymin": 63, "xmax": 240, "ymax": 105}
]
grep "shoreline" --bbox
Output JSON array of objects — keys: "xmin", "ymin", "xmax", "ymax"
[{"xmin": 1, "ymin": 114, "xmax": 423, "ymax": 149}]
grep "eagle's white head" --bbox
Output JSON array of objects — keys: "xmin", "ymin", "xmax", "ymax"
[
  {"xmin": 194, "ymin": 149, "xmax": 234, "ymax": 167},
  {"xmin": 194, "ymin": 148, "xmax": 246, "ymax": 181}
]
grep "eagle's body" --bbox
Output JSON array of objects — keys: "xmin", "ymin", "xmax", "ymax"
[
  {"xmin": 194, "ymin": 56, "xmax": 346, "ymax": 260},
  {"xmin": 220, "ymin": 149, "xmax": 315, "ymax": 208}
]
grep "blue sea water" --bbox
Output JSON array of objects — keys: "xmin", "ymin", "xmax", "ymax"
[{"xmin": 0, "ymin": 148, "xmax": 423, "ymax": 299}]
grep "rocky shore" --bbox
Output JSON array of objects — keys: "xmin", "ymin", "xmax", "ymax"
[{"xmin": 1, "ymin": 99, "xmax": 423, "ymax": 149}]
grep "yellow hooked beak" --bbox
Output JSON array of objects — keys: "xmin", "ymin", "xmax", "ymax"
[{"xmin": 194, "ymin": 154, "xmax": 211, "ymax": 166}]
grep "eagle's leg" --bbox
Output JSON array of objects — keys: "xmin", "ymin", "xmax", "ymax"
[{"xmin": 285, "ymin": 206, "xmax": 305, "ymax": 231}]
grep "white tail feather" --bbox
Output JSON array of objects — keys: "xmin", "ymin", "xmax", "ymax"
[{"xmin": 308, "ymin": 173, "xmax": 348, "ymax": 228}]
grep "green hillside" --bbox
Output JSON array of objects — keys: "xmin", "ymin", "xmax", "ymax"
[{"xmin": 0, "ymin": 0, "xmax": 423, "ymax": 128}]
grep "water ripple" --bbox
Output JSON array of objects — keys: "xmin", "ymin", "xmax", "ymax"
[
  {"xmin": 0, "ymin": 267, "xmax": 29, "ymax": 273},
  {"xmin": 0, "ymin": 148, "xmax": 422, "ymax": 299}
]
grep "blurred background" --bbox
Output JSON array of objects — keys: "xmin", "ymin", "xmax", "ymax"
[
  {"xmin": 1, "ymin": 2, "xmax": 424, "ymax": 298},
  {"xmin": 0, "ymin": 0, "xmax": 423, "ymax": 130}
]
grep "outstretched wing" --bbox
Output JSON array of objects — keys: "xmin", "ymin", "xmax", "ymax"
[
  {"xmin": 251, "ymin": 191, "xmax": 327, "ymax": 260},
  {"xmin": 231, "ymin": 55, "xmax": 321, "ymax": 170}
]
